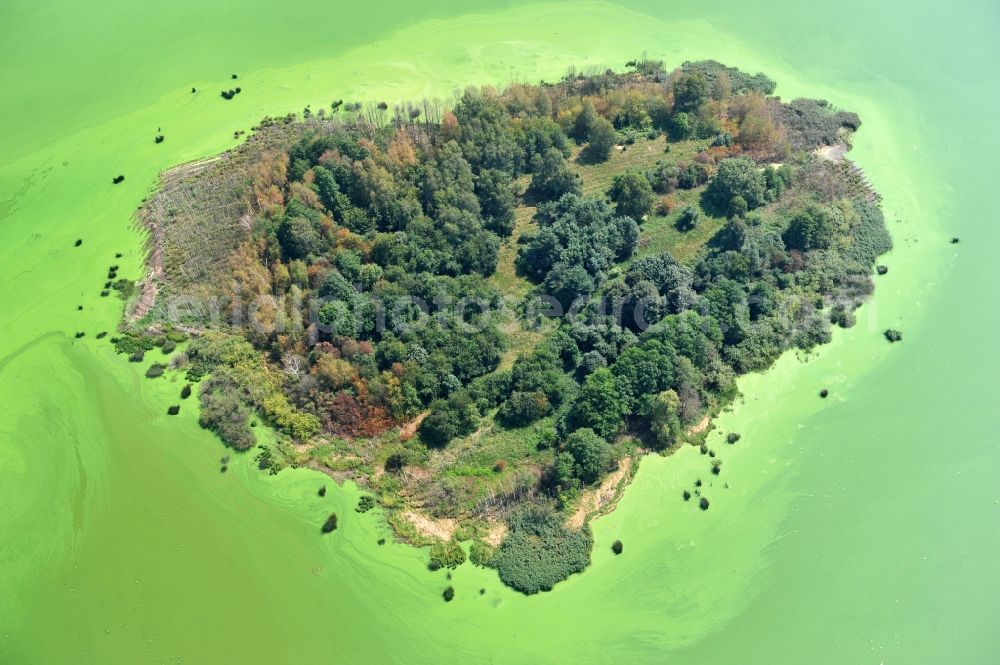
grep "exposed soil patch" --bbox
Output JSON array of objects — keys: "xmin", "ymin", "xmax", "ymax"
[
  {"xmin": 484, "ymin": 521, "xmax": 508, "ymax": 547},
  {"xmin": 567, "ymin": 457, "xmax": 633, "ymax": 530},
  {"xmin": 687, "ymin": 414, "xmax": 711, "ymax": 435},
  {"xmin": 401, "ymin": 510, "xmax": 456, "ymax": 541},
  {"xmin": 399, "ymin": 411, "xmax": 429, "ymax": 441},
  {"xmin": 815, "ymin": 143, "xmax": 848, "ymax": 162}
]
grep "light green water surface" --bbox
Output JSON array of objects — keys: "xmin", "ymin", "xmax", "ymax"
[{"xmin": 1, "ymin": 1, "xmax": 997, "ymax": 663}]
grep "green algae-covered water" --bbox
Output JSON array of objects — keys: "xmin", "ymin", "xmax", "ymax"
[{"xmin": 2, "ymin": 1, "xmax": 998, "ymax": 662}]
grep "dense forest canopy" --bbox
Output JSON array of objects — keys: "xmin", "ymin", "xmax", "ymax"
[{"xmin": 125, "ymin": 59, "xmax": 889, "ymax": 593}]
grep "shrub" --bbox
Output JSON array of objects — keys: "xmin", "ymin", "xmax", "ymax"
[
  {"xmin": 442, "ymin": 586, "xmax": 455, "ymax": 602},
  {"xmin": 573, "ymin": 99, "xmax": 597, "ymax": 140},
  {"xmin": 492, "ymin": 504, "xmax": 592, "ymax": 594},
  {"xmin": 384, "ymin": 452, "xmax": 407, "ymax": 472},
  {"xmin": 497, "ymin": 391, "xmax": 552, "ymax": 427},
  {"xmin": 647, "ymin": 161, "xmax": 679, "ymax": 193},
  {"xmin": 419, "ymin": 392, "xmax": 479, "ymax": 447},
  {"xmin": 429, "ymin": 540, "xmax": 466, "ymax": 570},
  {"xmin": 677, "ymin": 163, "xmax": 709, "ymax": 189},
  {"xmin": 356, "ymin": 495, "xmax": 376, "ymax": 513},
  {"xmin": 819, "ymin": 389, "xmax": 829, "ymax": 398},
  {"xmin": 676, "ymin": 205, "xmax": 700, "ymax": 231},
  {"xmin": 611, "ymin": 540, "xmax": 623, "ymax": 555},
  {"xmin": 884, "ymin": 329, "xmax": 902, "ymax": 343},
  {"xmin": 167, "ymin": 405, "xmax": 180, "ymax": 415},
  {"xmin": 655, "ymin": 196, "xmax": 675, "ymax": 216},
  {"xmin": 145, "ymin": 363, "xmax": 166, "ymax": 378},
  {"xmin": 198, "ymin": 374, "xmax": 255, "ymax": 450},
  {"xmin": 257, "ymin": 448, "xmax": 278, "ymax": 474},
  {"xmin": 180, "ymin": 384, "xmax": 192, "ymax": 399},
  {"xmin": 321, "ymin": 512, "xmax": 338, "ymax": 533},
  {"xmin": 779, "ymin": 98, "xmax": 860, "ymax": 149},
  {"xmin": 711, "ymin": 132, "xmax": 734, "ymax": 147},
  {"xmin": 469, "ymin": 540, "xmax": 496, "ymax": 567},
  {"xmin": 830, "ymin": 304, "xmax": 856, "ymax": 328},
  {"xmin": 682, "ymin": 489, "xmax": 691, "ymax": 501},
  {"xmin": 699, "ymin": 497, "xmax": 710, "ymax": 510},
  {"xmin": 847, "ymin": 201, "xmax": 892, "ymax": 265},
  {"xmin": 161, "ymin": 339, "xmax": 177, "ymax": 354},
  {"xmin": 114, "ymin": 334, "xmax": 155, "ymax": 356},
  {"xmin": 318, "ymin": 486, "xmax": 327, "ymax": 497},
  {"xmin": 726, "ymin": 432, "xmax": 741, "ymax": 444}
]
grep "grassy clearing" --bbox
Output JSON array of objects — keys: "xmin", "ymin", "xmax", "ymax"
[
  {"xmin": 445, "ymin": 415, "xmax": 552, "ymax": 471},
  {"xmin": 568, "ymin": 136, "xmax": 723, "ymax": 263},
  {"xmin": 489, "ymin": 203, "xmax": 537, "ymax": 298},
  {"xmin": 634, "ymin": 186, "xmax": 727, "ymax": 264},
  {"xmin": 570, "ymin": 136, "xmax": 708, "ymax": 197}
]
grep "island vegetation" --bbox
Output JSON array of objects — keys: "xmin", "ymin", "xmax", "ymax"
[{"xmin": 116, "ymin": 59, "xmax": 889, "ymax": 594}]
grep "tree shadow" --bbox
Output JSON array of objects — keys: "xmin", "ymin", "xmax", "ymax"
[
  {"xmin": 573, "ymin": 145, "xmax": 612, "ymax": 166},
  {"xmin": 698, "ymin": 187, "xmax": 727, "ymax": 218}
]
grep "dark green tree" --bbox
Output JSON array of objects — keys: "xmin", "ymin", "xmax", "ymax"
[
  {"xmin": 649, "ymin": 389, "xmax": 682, "ymax": 448},
  {"xmin": 583, "ymin": 117, "xmax": 617, "ymax": 162},
  {"xmin": 497, "ymin": 391, "xmax": 552, "ymax": 427},
  {"xmin": 573, "ymin": 99, "xmax": 598, "ymax": 141},
  {"xmin": 783, "ymin": 204, "xmax": 834, "ymax": 250},
  {"xmin": 277, "ymin": 214, "xmax": 323, "ymax": 260},
  {"xmin": 570, "ymin": 368, "xmax": 629, "ymax": 439},
  {"xmin": 475, "ymin": 168, "xmax": 517, "ymax": 236},
  {"xmin": 419, "ymin": 391, "xmax": 480, "ymax": 447},
  {"xmin": 544, "ymin": 262, "xmax": 596, "ymax": 307},
  {"xmin": 313, "ymin": 165, "xmax": 348, "ymax": 217},
  {"xmin": 706, "ymin": 157, "xmax": 767, "ymax": 212},
  {"xmin": 608, "ymin": 170, "xmax": 654, "ymax": 220},
  {"xmin": 528, "ymin": 147, "xmax": 581, "ymax": 200},
  {"xmin": 563, "ymin": 427, "xmax": 612, "ymax": 484},
  {"xmin": 673, "ymin": 71, "xmax": 710, "ymax": 114}
]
